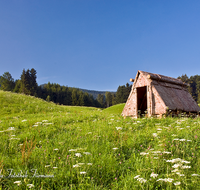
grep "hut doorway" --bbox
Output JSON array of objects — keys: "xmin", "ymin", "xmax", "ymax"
[{"xmin": 137, "ymin": 86, "xmax": 147, "ymax": 115}]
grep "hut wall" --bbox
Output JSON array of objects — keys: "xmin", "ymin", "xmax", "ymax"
[
  {"xmin": 122, "ymin": 88, "xmax": 136, "ymax": 117},
  {"xmin": 122, "ymin": 73, "xmax": 150, "ymax": 117},
  {"xmin": 134, "ymin": 73, "xmax": 149, "ymax": 87},
  {"xmin": 152, "ymin": 85, "xmax": 166, "ymax": 115}
]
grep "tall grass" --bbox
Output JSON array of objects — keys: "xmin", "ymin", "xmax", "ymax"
[{"xmin": 0, "ymin": 90, "xmax": 200, "ymax": 189}]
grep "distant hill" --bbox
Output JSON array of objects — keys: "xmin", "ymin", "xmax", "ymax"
[
  {"xmin": 40, "ymin": 84, "xmax": 115, "ymax": 99},
  {"xmin": 78, "ymin": 88, "xmax": 115, "ymax": 99}
]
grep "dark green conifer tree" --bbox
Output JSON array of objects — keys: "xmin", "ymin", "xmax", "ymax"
[{"xmin": 0, "ymin": 72, "xmax": 15, "ymax": 91}]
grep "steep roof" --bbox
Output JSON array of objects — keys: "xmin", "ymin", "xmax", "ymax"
[{"xmin": 137, "ymin": 71, "xmax": 200, "ymax": 112}]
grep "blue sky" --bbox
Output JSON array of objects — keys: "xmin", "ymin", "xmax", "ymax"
[{"xmin": 1, "ymin": 0, "xmax": 200, "ymax": 91}]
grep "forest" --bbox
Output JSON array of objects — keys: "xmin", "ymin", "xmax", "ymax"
[
  {"xmin": 1, "ymin": 69, "xmax": 200, "ymax": 108},
  {"xmin": 0, "ymin": 69, "xmax": 132, "ymax": 108}
]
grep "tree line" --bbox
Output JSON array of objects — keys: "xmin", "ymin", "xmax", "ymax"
[
  {"xmin": 178, "ymin": 74, "xmax": 200, "ymax": 104},
  {"xmin": 0, "ymin": 69, "xmax": 132, "ymax": 108}
]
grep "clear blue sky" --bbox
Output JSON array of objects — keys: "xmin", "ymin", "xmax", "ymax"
[{"xmin": 1, "ymin": 0, "xmax": 200, "ymax": 91}]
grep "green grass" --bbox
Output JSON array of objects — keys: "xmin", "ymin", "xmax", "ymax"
[
  {"xmin": 103, "ymin": 103, "xmax": 125, "ymax": 115},
  {"xmin": 1, "ymin": 90, "xmax": 200, "ymax": 189}
]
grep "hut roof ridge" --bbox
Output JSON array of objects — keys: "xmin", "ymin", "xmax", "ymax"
[{"xmin": 138, "ymin": 70, "xmax": 189, "ymax": 87}]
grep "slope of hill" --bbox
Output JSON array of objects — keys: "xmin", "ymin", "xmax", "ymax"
[
  {"xmin": 78, "ymin": 88, "xmax": 115, "ymax": 99},
  {"xmin": 103, "ymin": 103, "xmax": 125, "ymax": 114},
  {"xmin": 0, "ymin": 90, "xmax": 200, "ymax": 189}
]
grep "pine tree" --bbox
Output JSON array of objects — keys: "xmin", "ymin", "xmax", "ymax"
[
  {"xmin": 105, "ymin": 91, "xmax": 112, "ymax": 107},
  {"xmin": 0, "ymin": 72, "xmax": 15, "ymax": 91},
  {"xmin": 30, "ymin": 68, "xmax": 38, "ymax": 96},
  {"xmin": 20, "ymin": 69, "xmax": 26, "ymax": 94},
  {"xmin": 97, "ymin": 94, "xmax": 105, "ymax": 108},
  {"xmin": 13, "ymin": 79, "xmax": 21, "ymax": 93},
  {"xmin": 72, "ymin": 89, "xmax": 78, "ymax": 106}
]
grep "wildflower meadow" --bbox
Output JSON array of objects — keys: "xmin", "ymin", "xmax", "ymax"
[{"xmin": 0, "ymin": 90, "xmax": 200, "ymax": 189}]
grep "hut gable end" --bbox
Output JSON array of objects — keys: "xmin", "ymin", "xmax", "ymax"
[{"xmin": 122, "ymin": 70, "xmax": 200, "ymax": 118}]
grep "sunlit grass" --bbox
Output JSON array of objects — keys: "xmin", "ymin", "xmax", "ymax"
[{"xmin": 0, "ymin": 90, "xmax": 200, "ymax": 189}]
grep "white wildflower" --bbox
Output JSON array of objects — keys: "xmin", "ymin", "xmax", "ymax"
[
  {"xmin": 7, "ymin": 127, "xmax": 15, "ymax": 131},
  {"xmin": 179, "ymin": 139, "xmax": 186, "ymax": 141},
  {"xmin": 172, "ymin": 169, "xmax": 179, "ymax": 173},
  {"xmin": 181, "ymin": 160, "xmax": 190, "ymax": 164},
  {"xmin": 181, "ymin": 165, "xmax": 191, "ymax": 169},
  {"xmin": 35, "ymin": 122, "xmax": 42, "ymax": 125},
  {"xmin": 162, "ymin": 151, "xmax": 171, "ymax": 154},
  {"xmin": 80, "ymin": 171, "xmax": 86, "ymax": 174},
  {"xmin": 69, "ymin": 149, "xmax": 77, "ymax": 152},
  {"xmin": 32, "ymin": 125, "xmax": 38, "ymax": 127},
  {"xmin": 53, "ymin": 167, "xmax": 58, "ymax": 169},
  {"xmin": 73, "ymin": 164, "xmax": 80, "ymax": 168},
  {"xmin": 152, "ymin": 133, "xmax": 158, "ymax": 137},
  {"xmin": 174, "ymin": 181, "xmax": 181, "ymax": 186},
  {"xmin": 191, "ymin": 174, "xmax": 200, "ymax": 176},
  {"xmin": 116, "ymin": 127, "xmax": 122, "ymax": 130},
  {"xmin": 134, "ymin": 175, "xmax": 140, "ymax": 179},
  {"xmin": 150, "ymin": 173, "xmax": 158, "ymax": 178},
  {"xmin": 22, "ymin": 120, "xmax": 27, "ymax": 122},
  {"xmin": 172, "ymin": 163, "xmax": 182, "ymax": 168},
  {"xmin": 157, "ymin": 128, "xmax": 162, "ymax": 131},
  {"xmin": 187, "ymin": 140, "xmax": 192, "ymax": 142},
  {"xmin": 87, "ymin": 163, "xmax": 93, "ymax": 165},
  {"xmin": 166, "ymin": 158, "xmax": 182, "ymax": 163},
  {"xmin": 14, "ymin": 181, "xmax": 21, "ymax": 186},
  {"xmin": 77, "ymin": 163, "xmax": 85, "ymax": 165},
  {"xmin": 166, "ymin": 178, "xmax": 174, "ymax": 182},
  {"xmin": 172, "ymin": 134, "xmax": 177, "ymax": 136},
  {"xmin": 75, "ymin": 153, "xmax": 82, "ymax": 157},
  {"xmin": 83, "ymin": 152, "xmax": 91, "ymax": 155},
  {"xmin": 176, "ymin": 172, "xmax": 184, "ymax": 176},
  {"xmin": 186, "ymin": 126, "xmax": 190, "ymax": 128},
  {"xmin": 27, "ymin": 184, "xmax": 34, "ymax": 188},
  {"xmin": 54, "ymin": 148, "xmax": 59, "ymax": 151},
  {"xmin": 140, "ymin": 152, "xmax": 149, "ymax": 156},
  {"xmin": 157, "ymin": 178, "xmax": 174, "ymax": 182},
  {"xmin": 9, "ymin": 138, "xmax": 20, "ymax": 140},
  {"xmin": 137, "ymin": 178, "xmax": 147, "ymax": 183},
  {"xmin": 154, "ymin": 157, "xmax": 159, "ymax": 159},
  {"xmin": 173, "ymin": 138, "xmax": 179, "ymax": 141},
  {"xmin": 113, "ymin": 148, "xmax": 119, "ymax": 150},
  {"xmin": 43, "ymin": 123, "xmax": 53, "ymax": 125},
  {"xmin": 45, "ymin": 165, "xmax": 51, "ymax": 167}
]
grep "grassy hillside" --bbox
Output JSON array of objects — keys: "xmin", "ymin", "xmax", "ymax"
[
  {"xmin": 103, "ymin": 103, "xmax": 125, "ymax": 114},
  {"xmin": 0, "ymin": 90, "xmax": 200, "ymax": 189}
]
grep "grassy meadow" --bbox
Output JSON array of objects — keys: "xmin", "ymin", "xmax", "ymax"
[{"xmin": 0, "ymin": 90, "xmax": 200, "ymax": 189}]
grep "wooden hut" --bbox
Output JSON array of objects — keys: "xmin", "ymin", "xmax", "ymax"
[{"xmin": 122, "ymin": 70, "xmax": 200, "ymax": 118}]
